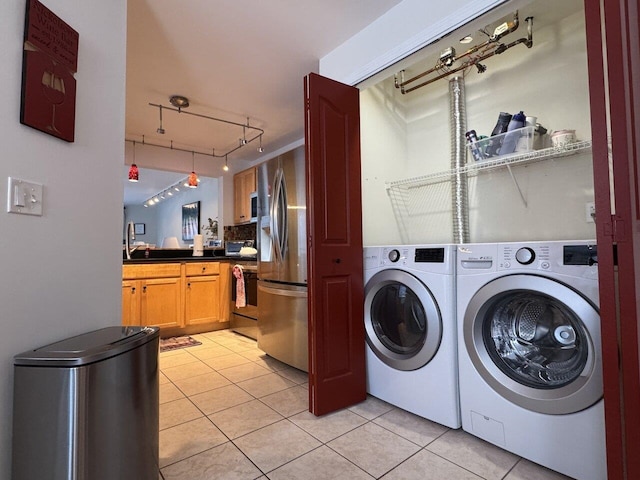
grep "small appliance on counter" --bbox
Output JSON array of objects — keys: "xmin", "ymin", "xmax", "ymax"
[{"xmin": 225, "ymin": 240, "xmax": 256, "ymax": 257}]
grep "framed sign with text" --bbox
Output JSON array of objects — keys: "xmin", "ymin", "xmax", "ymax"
[{"xmin": 20, "ymin": 0, "xmax": 79, "ymax": 142}]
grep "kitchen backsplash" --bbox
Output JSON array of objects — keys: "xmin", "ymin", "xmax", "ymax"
[{"xmin": 224, "ymin": 223, "xmax": 256, "ymax": 243}]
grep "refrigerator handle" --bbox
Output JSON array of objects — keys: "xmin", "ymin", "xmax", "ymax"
[
  {"xmin": 278, "ymin": 167, "xmax": 289, "ymax": 260},
  {"xmin": 258, "ymin": 283, "xmax": 308, "ymax": 298},
  {"xmin": 271, "ymin": 168, "xmax": 283, "ymax": 263}
]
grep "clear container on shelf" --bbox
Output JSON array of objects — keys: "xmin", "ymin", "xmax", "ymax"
[{"xmin": 467, "ymin": 126, "xmax": 535, "ymax": 162}]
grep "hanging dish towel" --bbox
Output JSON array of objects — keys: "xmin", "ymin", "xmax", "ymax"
[{"xmin": 233, "ymin": 264, "xmax": 246, "ymax": 308}]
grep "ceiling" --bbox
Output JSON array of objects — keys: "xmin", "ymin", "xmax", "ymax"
[{"xmin": 124, "ymin": 0, "xmax": 402, "ymax": 205}]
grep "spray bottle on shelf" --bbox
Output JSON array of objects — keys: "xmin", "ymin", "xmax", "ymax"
[
  {"xmin": 485, "ymin": 112, "xmax": 512, "ymax": 158},
  {"xmin": 499, "ymin": 111, "xmax": 526, "ymax": 155}
]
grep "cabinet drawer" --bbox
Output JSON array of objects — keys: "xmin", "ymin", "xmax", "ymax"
[
  {"xmin": 185, "ymin": 262, "xmax": 220, "ymax": 276},
  {"xmin": 123, "ymin": 263, "xmax": 182, "ymax": 279}
]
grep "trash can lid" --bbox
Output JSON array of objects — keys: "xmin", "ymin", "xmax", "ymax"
[{"xmin": 14, "ymin": 326, "xmax": 160, "ymax": 367}]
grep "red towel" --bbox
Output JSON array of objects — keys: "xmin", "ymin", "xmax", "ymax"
[{"xmin": 233, "ymin": 265, "xmax": 246, "ymax": 308}]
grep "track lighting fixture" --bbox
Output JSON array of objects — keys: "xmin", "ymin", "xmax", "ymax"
[
  {"xmin": 128, "ymin": 141, "xmax": 139, "ymax": 182},
  {"xmin": 157, "ymin": 105, "xmax": 165, "ymax": 134},
  {"xmin": 257, "ymin": 134, "xmax": 264, "ymax": 153},
  {"xmin": 223, "ymin": 155, "xmax": 229, "ymax": 172}
]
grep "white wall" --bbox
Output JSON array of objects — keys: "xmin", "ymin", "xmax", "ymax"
[
  {"xmin": 0, "ymin": 0, "xmax": 126, "ymax": 475},
  {"xmin": 353, "ymin": 1, "xmax": 595, "ymax": 245}
]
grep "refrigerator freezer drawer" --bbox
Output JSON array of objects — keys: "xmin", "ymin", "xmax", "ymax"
[{"xmin": 257, "ymin": 281, "xmax": 308, "ymax": 372}]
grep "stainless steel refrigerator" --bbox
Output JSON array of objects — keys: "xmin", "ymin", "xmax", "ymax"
[{"xmin": 257, "ymin": 145, "xmax": 308, "ymax": 372}]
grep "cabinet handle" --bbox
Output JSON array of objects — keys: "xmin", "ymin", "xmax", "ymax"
[
  {"xmin": 143, "ymin": 285, "xmax": 147, "ymax": 293},
  {"xmin": 334, "ymin": 258, "xmax": 341, "ymax": 264},
  {"xmin": 131, "ymin": 287, "xmax": 136, "ymax": 293},
  {"xmin": 201, "ymin": 267, "xmax": 206, "ymax": 273},
  {"xmin": 187, "ymin": 282, "xmax": 191, "ymax": 287}
]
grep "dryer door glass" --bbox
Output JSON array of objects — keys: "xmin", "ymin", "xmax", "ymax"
[
  {"xmin": 482, "ymin": 291, "xmax": 589, "ymax": 389},
  {"xmin": 364, "ymin": 269, "xmax": 443, "ymax": 371},
  {"xmin": 371, "ymin": 283, "xmax": 426, "ymax": 355}
]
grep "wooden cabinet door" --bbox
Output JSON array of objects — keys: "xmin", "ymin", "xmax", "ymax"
[
  {"xmin": 141, "ymin": 277, "xmax": 182, "ymax": 328},
  {"xmin": 304, "ymin": 72, "xmax": 366, "ymax": 416},
  {"xmin": 122, "ymin": 280, "xmax": 140, "ymax": 326},
  {"xmin": 185, "ymin": 275, "xmax": 220, "ymax": 325},
  {"xmin": 234, "ymin": 167, "xmax": 256, "ymax": 223}
]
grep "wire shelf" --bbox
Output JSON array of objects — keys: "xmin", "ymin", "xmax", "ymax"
[{"xmin": 386, "ymin": 141, "xmax": 592, "ymax": 243}]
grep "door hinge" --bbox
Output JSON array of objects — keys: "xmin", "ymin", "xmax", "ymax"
[{"xmin": 604, "ymin": 215, "xmax": 627, "ymax": 242}]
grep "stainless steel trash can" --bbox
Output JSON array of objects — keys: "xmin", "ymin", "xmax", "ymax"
[{"xmin": 12, "ymin": 326, "xmax": 160, "ymax": 480}]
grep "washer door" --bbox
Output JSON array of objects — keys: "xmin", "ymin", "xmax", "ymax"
[
  {"xmin": 464, "ymin": 274, "xmax": 602, "ymax": 414},
  {"xmin": 365, "ymin": 269, "xmax": 442, "ymax": 371}
]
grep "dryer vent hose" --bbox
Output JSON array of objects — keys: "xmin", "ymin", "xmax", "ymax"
[{"xmin": 449, "ymin": 76, "xmax": 470, "ymax": 244}]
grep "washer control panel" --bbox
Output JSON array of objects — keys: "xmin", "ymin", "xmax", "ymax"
[{"xmin": 499, "ymin": 243, "xmax": 551, "ymax": 271}]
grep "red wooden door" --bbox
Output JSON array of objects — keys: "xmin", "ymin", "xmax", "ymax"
[
  {"xmin": 584, "ymin": 0, "xmax": 640, "ymax": 478},
  {"xmin": 304, "ymin": 72, "xmax": 366, "ymax": 416}
]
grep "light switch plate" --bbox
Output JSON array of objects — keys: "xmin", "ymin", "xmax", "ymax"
[{"xmin": 7, "ymin": 177, "xmax": 43, "ymax": 216}]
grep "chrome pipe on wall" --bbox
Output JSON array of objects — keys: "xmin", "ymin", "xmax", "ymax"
[{"xmin": 449, "ymin": 76, "xmax": 470, "ymax": 244}]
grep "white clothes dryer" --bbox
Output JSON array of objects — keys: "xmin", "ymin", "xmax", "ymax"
[
  {"xmin": 364, "ymin": 244, "xmax": 460, "ymax": 429},
  {"xmin": 456, "ymin": 241, "xmax": 606, "ymax": 480}
]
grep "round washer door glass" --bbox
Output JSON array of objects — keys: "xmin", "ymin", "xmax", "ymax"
[
  {"xmin": 365, "ymin": 269, "xmax": 442, "ymax": 371},
  {"xmin": 464, "ymin": 274, "xmax": 602, "ymax": 414}
]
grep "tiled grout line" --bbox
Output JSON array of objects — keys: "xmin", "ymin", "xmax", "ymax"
[{"xmin": 160, "ymin": 335, "xmax": 497, "ymax": 480}]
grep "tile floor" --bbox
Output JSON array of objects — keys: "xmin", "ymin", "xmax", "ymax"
[{"xmin": 158, "ymin": 330, "xmax": 572, "ymax": 480}]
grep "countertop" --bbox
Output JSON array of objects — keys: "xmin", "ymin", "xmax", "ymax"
[{"xmin": 123, "ymin": 248, "xmax": 256, "ymax": 264}]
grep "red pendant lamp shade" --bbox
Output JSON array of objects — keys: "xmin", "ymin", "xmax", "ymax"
[
  {"xmin": 188, "ymin": 171, "xmax": 198, "ymax": 188},
  {"xmin": 128, "ymin": 163, "xmax": 139, "ymax": 182}
]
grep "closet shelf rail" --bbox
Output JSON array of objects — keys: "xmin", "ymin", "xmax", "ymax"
[{"xmin": 385, "ymin": 140, "xmax": 592, "ymax": 243}]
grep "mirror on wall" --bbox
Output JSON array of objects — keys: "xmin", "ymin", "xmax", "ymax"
[{"xmin": 123, "ymin": 166, "xmax": 220, "ymax": 248}]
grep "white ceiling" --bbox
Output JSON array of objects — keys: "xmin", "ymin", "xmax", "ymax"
[{"xmin": 124, "ymin": 0, "xmax": 402, "ymax": 205}]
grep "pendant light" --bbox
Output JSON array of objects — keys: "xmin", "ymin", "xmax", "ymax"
[
  {"xmin": 188, "ymin": 151, "xmax": 198, "ymax": 188},
  {"xmin": 128, "ymin": 141, "xmax": 139, "ymax": 182},
  {"xmin": 223, "ymin": 154, "xmax": 229, "ymax": 172}
]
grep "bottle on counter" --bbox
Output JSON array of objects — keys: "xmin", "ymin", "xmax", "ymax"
[
  {"xmin": 485, "ymin": 112, "xmax": 513, "ymax": 158},
  {"xmin": 500, "ymin": 111, "xmax": 526, "ymax": 155}
]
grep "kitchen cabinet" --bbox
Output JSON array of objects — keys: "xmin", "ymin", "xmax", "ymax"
[
  {"xmin": 233, "ymin": 167, "xmax": 256, "ymax": 224},
  {"xmin": 122, "ymin": 261, "xmax": 231, "ymax": 334},
  {"xmin": 122, "ymin": 264, "xmax": 183, "ymax": 329},
  {"xmin": 185, "ymin": 262, "xmax": 221, "ymax": 326}
]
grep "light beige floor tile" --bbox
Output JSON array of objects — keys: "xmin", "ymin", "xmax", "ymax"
[
  {"xmin": 162, "ymin": 360, "xmax": 215, "ymax": 382},
  {"xmin": 504, "ymin": 459, "xmax": 574, "ymax": 480},
  {"xmin": 236, "ymin": 372, "xmax": 296, "ymax": 398},
  {"xmin": 348, "ymin": 395, "xmax": 395, "ymax": 420},
  {"xmin": 290, "ymin": 409, "xmax": 368, "ymax": 443},
  {"xmin": 272, "ymin": 366, "xmax": 309, "ymax": 385},
  {"xmin": 189, "ymin": 333, "xmax": 217, "ymax": 344},
  {"xmin": 161, "ymin": 442, "xmax": 262, "ymax": 480},
  {"xmin": 190, "ymin": 384, "xmax": 254, "ymax": 415},
  {"xmin": 159, "ymin": 348, "xmax": 185, "ymax": 358},
  {"xmin": 327, "ymin": 422, "xmax": 421, "ymax": 478},
  {"xmin": 159, "ymin": 351, "xmax": 200, "ymax": 369},
  {"xmin": 218, "ymin": 362, "xmax": 272, "ymax": 383},
  {"xmin": 237, "ymin": 348, "xmax": 269, "ymax": 362},
  {"xmin": 203, "ymin": 352, "xmax": 253, "ymax": 370},
  {"xmin": 381, "ymin": 449, "xmax": 482, "ymax": 480},
  {"xmin": 268, "ymin": 445, "xmax": 374, "ymax": 480},
  {"xmin": 234, "ymin": 420, "xmax": 322, "ymax": 472},
  {"xmin": 252, "ymin": 355, "xmax": 290, "ymax": 372},
  {"xmin": 224, "ymin": 342, "xmax": 259, "ymax": 353},
  {"xmin": 373, "ymin": 408, "xmax": 449, "ymax": 447},
  {"xmin": 260, "ymin": 386, "xmax": 309, "ymax": 417},
  {"xmin": 426, "ymin": 429, "xmax": 519, "ymax": 480},
  {"xmin": 159, "ymin": 371, "xmax": 170, "ymax": 385},
  {"xmin": 173, "ymin": 371, "xmax": 232, "ymax": 396},
  {"xmin": 188, "ymin": 345, "xmax": 235, "ymax": 360},
  {"xmin": 159, "ymin": 397, "xmax": 203, "ymax": 430},
  {"xmin": 159, "ymin": 417, "xmax": 227, "ymax": 468},
  {"xmin": 160, "ymin": 382, "xmax": 185, "ymax": 404},
  {"xmin": 208, "ymin": 399, "xmax": 283, "ymax": 439}
]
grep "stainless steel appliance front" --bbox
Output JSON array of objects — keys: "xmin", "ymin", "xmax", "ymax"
[
  {"xmin": 257, "ymin": 146, "xmax": 308, "ymax": 371},
  {"xmin": 230, "ymin": 263, "xmax": 258, "ymax": 340}
]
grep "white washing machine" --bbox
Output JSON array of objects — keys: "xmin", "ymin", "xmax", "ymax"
[
  {"xmin": 364, "ymin": 244, "xmax": 460, "ymax": 429},
  {"xmin": 456, "ymin": 241, "xmax": 606, "ymax": 480}
]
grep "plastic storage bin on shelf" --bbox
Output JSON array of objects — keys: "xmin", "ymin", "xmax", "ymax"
[{"xmin": 468, "ymin": 126, "xmax": 534, "ymax": 162}]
